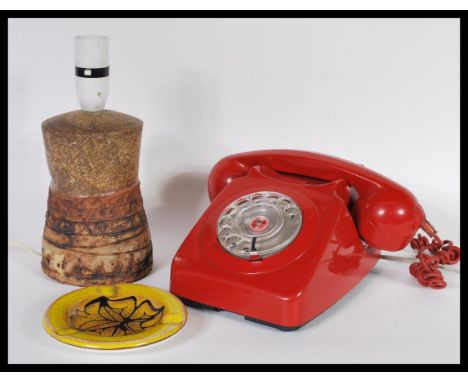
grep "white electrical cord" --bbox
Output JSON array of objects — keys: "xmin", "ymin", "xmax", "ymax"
[{"xmin": 8, "ymin": 240, "xmax": 42, "ymax": 257}]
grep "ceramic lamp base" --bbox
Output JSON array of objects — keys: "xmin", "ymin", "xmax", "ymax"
[{"xmin": 41, "ymin": 184, "xmax": 152, "ymax": 286}]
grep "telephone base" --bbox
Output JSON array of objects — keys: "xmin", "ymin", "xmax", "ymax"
[
  {"xmin": 243, "ymin": 316, "xmax": 303, "ymax": 331},
  {"xmin": 179, "ymin": 297, "xmax": 224, "ymax": 312},
  {"xmin": 180, "ymin": 296, "xmax": 304, "ymax": 331}
]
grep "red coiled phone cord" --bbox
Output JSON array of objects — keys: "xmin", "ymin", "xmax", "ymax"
[{"xmin": 409, "ymin": 220, "xmax": 460, "ymax": 289}]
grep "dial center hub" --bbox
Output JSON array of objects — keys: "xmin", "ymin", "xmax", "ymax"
[{"xmin": 249, "ymin": 215, "xmax": 269, "ymax": 232}]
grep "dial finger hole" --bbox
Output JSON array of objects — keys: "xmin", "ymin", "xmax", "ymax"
[
  {"xmin": 224, "ymin": 235, "xmax": 241, "ymax": 246},
  {"xmin": 251, "ymin": 194, "xmax": 264, "ymax": 201},
  {"xmin": 218, "ymin": 226, "xmax": 232, "ymax": 237},
  {"xmin": 276, "ymin": 198, "xmax": 292, "ymax": 207},
  {"xmin": 236, "ymin": 199, "xmax": 248, "ymax": 206},
  {"xmin": 218, "ymin": 217, "xmax": 232, "ymax": 226},
  {"xmin": 287, "ymin": 207, "xmax": 300, "ymax": 218}
]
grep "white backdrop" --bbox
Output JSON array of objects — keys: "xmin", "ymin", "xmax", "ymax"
[{"xmin": 8, "ymin": 18, "xmax": 460, "ymax": 363}]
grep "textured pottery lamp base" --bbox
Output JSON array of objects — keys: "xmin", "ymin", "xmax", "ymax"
[
  {"xmin": 42, "ymin": 110, "xmax": 153, "ymax": 286},
  {"xmin": 42, "ymin": 184, "xmax": 152, "ymax": 286}
]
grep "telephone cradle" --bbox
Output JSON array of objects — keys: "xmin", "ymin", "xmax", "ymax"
[{"xmin": 169, "ymin": 150, "xmax": 460, "ymax": 331}]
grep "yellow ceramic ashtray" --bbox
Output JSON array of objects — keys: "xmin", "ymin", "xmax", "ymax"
[{"xmin": 43, "ymin": 283, "xmax": 187, "ymax": 350}]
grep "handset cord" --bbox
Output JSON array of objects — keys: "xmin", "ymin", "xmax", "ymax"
[
  {"xmin": 379, "ymin": 253, "xmax": 460, "ymax": 273},
  {"xmin": 405, "ymin": 219, "xmax": 460, "ymax": 289}
]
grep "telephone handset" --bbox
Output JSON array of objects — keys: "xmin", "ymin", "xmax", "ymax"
[{"xmin": 170, "ymin": 150, "xmax": 459, "ymax": 331}]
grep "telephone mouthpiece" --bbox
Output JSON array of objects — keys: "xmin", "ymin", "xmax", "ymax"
[{"xmin": 74, "ymin": 35, "xmax": 109, "ymax": 112}]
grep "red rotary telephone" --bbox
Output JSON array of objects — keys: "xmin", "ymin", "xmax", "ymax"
[{"xmin": 170, "ymin": 150, "xmax": 459, "ymax": 330}]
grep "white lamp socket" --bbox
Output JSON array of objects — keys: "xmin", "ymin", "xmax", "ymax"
[{"xmin": 74, "ymin": 35, "xmax": 109, "ymax": 112}]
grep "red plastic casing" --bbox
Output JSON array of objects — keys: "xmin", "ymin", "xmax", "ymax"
[{"xmin": 170, "ymin": 150, "xmax": 425, "ymax": 328}]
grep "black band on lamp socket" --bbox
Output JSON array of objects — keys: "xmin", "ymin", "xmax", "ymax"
[{"xmin": 75, "ymin": 66, "xmax": 109, "ymax": 78}]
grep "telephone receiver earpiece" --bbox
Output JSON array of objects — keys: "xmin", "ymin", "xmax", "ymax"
[{"xmin": 208, "ymin": 150, "xmax": 425, "ymax": 252}]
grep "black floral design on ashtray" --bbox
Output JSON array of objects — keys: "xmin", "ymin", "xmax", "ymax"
[{"xmin": 71, "ymin": 295, "xmax": 165, "ymax": 337}]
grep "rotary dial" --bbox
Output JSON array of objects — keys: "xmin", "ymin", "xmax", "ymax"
[{"xmin": 216, "ymin": 191, "xmax": 302, "ymax": 260}]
